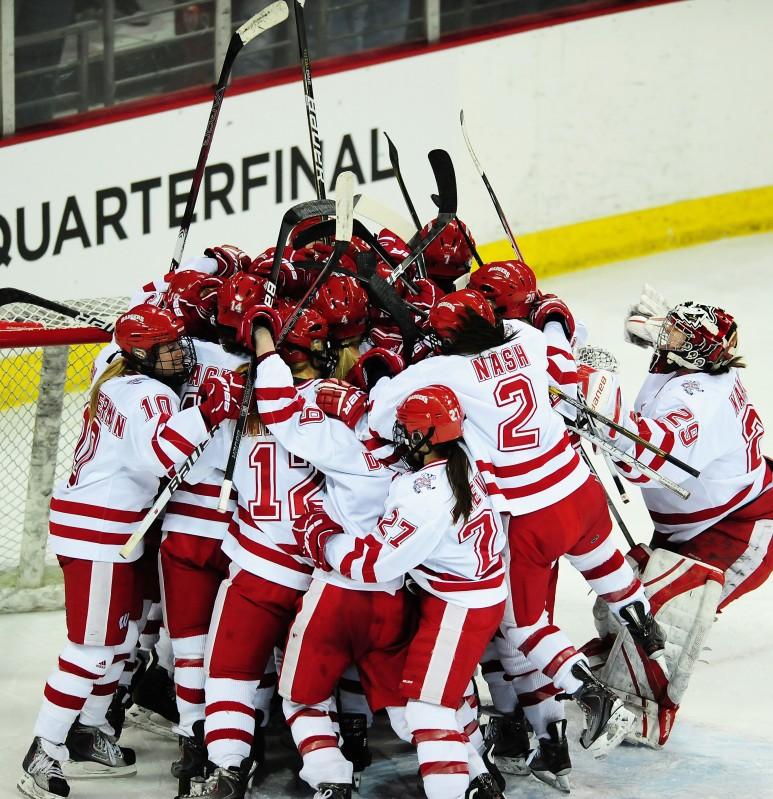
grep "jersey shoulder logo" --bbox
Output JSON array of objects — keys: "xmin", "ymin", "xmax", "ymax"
[
  {"xmin": 681, "ymin": 379, "xmax": 703, "ymax": 395},
  {"xmin": 412, "ymin": 472, "xmax": 437, "ymax": 493}
]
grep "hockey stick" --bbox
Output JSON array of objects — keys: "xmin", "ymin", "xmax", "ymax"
[
  {"xmin": 551, "ymin": 386, "xmax": 700, "ymax": 479},
  {"xmin": 0, "ymin": 287, "xmax": 115, "ymax": 334},
  {"xmin": 430, "ymin": 191, "xmax": 484, "ymax": 267},
  {"xmin": 460, "ymin": 109, "xmax": 525, "ymax": 262},
  {"xmin": 568, "ymin": 423, "xmax": 690, "ymax": 500},
  {"xmin": 169, "ymin": 1, "xmax": 289, "ymax": 272},
  {"xmin": 386, "ymin": 149, "xmax": 458, "ymax": 287},
  {"xmin": 294, "ymin": 0, "xmax": 325, "ymax": 201},
  {"xmin": 384, "ymin": 132, "xmax": 428, "ymax": 278},
  {"xmin": 217, "ymin": 178, "xmax": 353, "ymax": 510}
]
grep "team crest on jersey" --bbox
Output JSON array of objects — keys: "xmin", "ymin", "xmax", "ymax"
[
  {"xmin": 681, "ymin": 379, "xmax": 703, "ymax": 395},
  {"xmin": 412, "ymin": 473, "xmax": 437, "ymax": 493}
]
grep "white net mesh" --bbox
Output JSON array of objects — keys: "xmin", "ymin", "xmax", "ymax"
[{"xmin": 0, "ymin": 296, "xmax": 128, "ymax": 612}]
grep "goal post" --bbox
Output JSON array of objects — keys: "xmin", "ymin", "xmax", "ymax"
[{"xmin": 0, "ymin": 297, "xmax": 126, "ymax": 613}]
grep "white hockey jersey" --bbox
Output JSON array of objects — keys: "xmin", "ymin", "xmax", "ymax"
[
  {"xmin": 49, "ymin": 373, "xmax": 210, "ymax": 562},
  {"xmin": 324, "ymin": 457, "xmax": 507, "ymax": 608},
  {"xmin": 613, "ymin": 368, "xmax": 770, "ymax": 541},
  {"xmin": 253, "ymin": 353, "xmax": 401, "ymax": 593},
  {"xmin": 367, "ymin": 320, "xmax": 589, "ymax": 516},
  {"xmin": 161, "ymin": 339, "xmax": 249, "ymax": 541}
]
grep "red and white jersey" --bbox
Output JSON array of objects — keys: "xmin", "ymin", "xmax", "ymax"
[
  {"xmin": 614, "ymin": 368, "xmax": 770, "ymax": 542},
  {"xmin": 253, "ymin": 353, "xmax": 401, "ymax": 593},
  {"xmin": 325, "ymin": 456, "xmax": 507, "ymax": 608},
  {"xmin": 367, "ymin": 321, "xmax": 589, "ymax": 516},
  {"xmin": 50, "ymin": 374, "xmax": 210, "ymax": 563},
  {"xmin": 161, "ymin": 339, "xmax": 249, "ymax": 541}
]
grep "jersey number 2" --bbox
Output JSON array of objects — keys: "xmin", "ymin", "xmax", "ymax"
[{"xmin": 494, "ymin": 375, "xmax": 539, "ymax": 451}]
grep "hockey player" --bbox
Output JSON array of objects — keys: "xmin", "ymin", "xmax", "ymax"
[
  {"xmin": 580, "ymin": 296, "xmax": 773, "ymax": 746},
  {"xmin": 297, "ymin": 385, "xmax": 508, "ymax": 799},
  {"xmin": 176, "ymin": 304, "xmax": 335, "ymax": 799},
  {"xmin": 18, "ymin": 305, "xmax": 244, "ymax": 799},
  {"xmin": 323, "ymin": 290, "xmax": 658, "ymax": 773}
]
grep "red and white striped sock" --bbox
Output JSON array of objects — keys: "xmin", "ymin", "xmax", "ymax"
[
  {"xmin": 406, "ymin": 700, "xmax": 469, "ymax": 799},
  {"xmin": 172, "ymin": 634, "xmax": 207, "ymax": 737},
  {"xmin": 204, "ymin": 677, "xmax": 257, "ymax": 768},
  {"xmin": 283, "ymin": 697, "xmax": 352, "ymax": 789}
]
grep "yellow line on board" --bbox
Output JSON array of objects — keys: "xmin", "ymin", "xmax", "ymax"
[{"xmin": 477, "ymin": 185, "xmax": 773, "ymax": 278}]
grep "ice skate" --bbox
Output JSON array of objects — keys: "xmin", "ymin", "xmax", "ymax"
[
  {"xmin": 528, "ymin": 720, "xmax": 571, "ymax": 793},
  {"xmin": 17, "ymin": 738, "xmax": 70, "ymax": 799},
  {"xmin": 484, "ymin": 707, "xmax": 531, "ymax": 776},
  {"xmin": 313, "ymin": 783, "xmax": 352, "ymax": 799},
  {"xmin": 172, "ymin": 720, "xmax": 207, "ymax": 795},
  {"xmin": 566, "ymin": 662, "xmax": 635, "ymax": 754},
  {"xmin": 126, "ymin": 649, "xmax": 178, "ymax": 739},
  {"xmin": 340, "ymin": 712, "xmax": 371, "ymax": 789},
  {"xmin": 177, "ymin": 762, "xmax": 250, "ymax": 799},
  {"xmin": 619, "ymin": 600, "xmax": 667, "ymax": 658},
  {"xmin": 466, "ymin": 772, "xmax": 506, "ymax": 798},
  {"xmin": 62, "ymin": 722, "xmax": 136, "ymax": 778}
]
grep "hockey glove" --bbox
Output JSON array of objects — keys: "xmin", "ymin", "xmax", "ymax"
[
  {"xmin": 198, "ymin": 373, "xmax": 246, "ymax": 429},
  {"xmin": 204, "ymin": 244, "xmax": 252, "ymax": 278},
  {"xmin": 411, "ymin": 278, "xmax": 443, "ymax": 329},
  {"xmin": 623, "ymin": 284, "xmax": 671, "ymax": 348},
  {"xmin": 346, "ymin": 348, "xmax": 405, "ymax": 391},
  {"xmin": 235, "ymin": 305, "xmax": 284, "ymax": 352},
  {"xmin": 316, "ymin": 379, "xmax": 369, "ymax": 429},
  {"xmin": 529, "ymin": 293, "xmax": 576, "ymax": 340},
  {"xmin": 293, "ymin": 510, "xmax": 344, "ymax": 571}
]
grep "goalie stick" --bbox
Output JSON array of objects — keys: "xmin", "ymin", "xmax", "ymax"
[
  {"xmin": 217, "ymin": 173, "xmax": 355, "ymax": 510},
  {"xmin": 551, "ymin": 385, "xmax": 700, "ymax": 479},
  {"xmin": 294, "ymin": 0, "xmax": 325, "ymax": 201},
  {"xmin": 460, "ymin": 109, "xmax": 525, "ymax": 262},
  {"xmin": 170, "ymin": 1, "xmax": 289, "ymax": 272},
  {"xmin": 0, "ymin": 287, "xmax": 115, "ymax": 334},
  {"xmin": 386, "ymin": 149, "xmax": 458, "ymax": 287}
]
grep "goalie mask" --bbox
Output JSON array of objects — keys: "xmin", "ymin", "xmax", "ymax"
[
  {"xmin": 115, "ymin": 304, "xmax": 196, "ymax": 387},
  {"xmin": 393, "ymin": 384, "xmax": 464, "ymax": 470},
  {"xmin": 650, "ymin": 302, "xmax": 738, "ymax": 374}
]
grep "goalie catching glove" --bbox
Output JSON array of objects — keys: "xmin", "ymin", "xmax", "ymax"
[
  {"xmin": 293, "ymin": 509, "xmax": 344, "ymax": 570},
  {"xmin": 198, "ymin": 373, "xmax": 246, "ymax": 429},
  {"xmin": 316, "ymin": 379, "xmax": 369, "ymax": 429},
  {"xmin": 624, "ymin": 283, "xmax": 670, "ymax": 348}
]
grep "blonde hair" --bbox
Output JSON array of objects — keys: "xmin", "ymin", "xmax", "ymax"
[
  {"xmin": 88, "ymin": 357, "xmax": 128, "ymax": 421},
  {"xmin": 333, "ymin": 342, "xmax": 361, "ymax": 381}
]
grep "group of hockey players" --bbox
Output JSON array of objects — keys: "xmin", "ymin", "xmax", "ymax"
[{"xmin": 17, "ymin": 204, "xmax": 773, "ymax": 799}]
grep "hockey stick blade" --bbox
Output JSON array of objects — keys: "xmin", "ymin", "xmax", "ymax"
[
  {"xmin": 427, "ymin": 149, "xmax": 458, "ymax": 215},
  {"xmin": 236, "ymin": 0, "xmax": 288, "ymax": 45},
  {"xmin": 120, "ymin": 437, "xmax": 213, "ymax": 558},
  {"xmin": 460, "ymin": 109, "xmax": 524, "ymax": 262},
  {"xmin": 0, "ymin": 287, "xmax": 115, "ymax": 333}
]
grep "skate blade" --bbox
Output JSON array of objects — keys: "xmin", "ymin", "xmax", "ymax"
[
  {"xmin": 530, "ymin": 769, "xmax": 571, "ymax": 794},
  {"xmin": 586, "ymin": 704, "xmax": 636, "ymax": 758},
  {"xmin": 61, "ymin": 760, "xmax": 137, "ymax": 779},
  {"xmin": 498, "ymin": 755, "xmax": 532, "ymax": 776},
  {"xmin": 353, "ymin": 770, "xmax": 363, "ymax": 790},
  {"xmin": 16, "ymin": 773, "xmax": 65, "ymax": 799},
  {"xmin": 125, "ymin": 706, "xmax": 177, "ymax": 739}
]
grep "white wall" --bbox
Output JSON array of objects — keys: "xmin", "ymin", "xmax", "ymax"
[{"xmin": 1, "ymin": 0, "xmax": 771, "ymax": 299}]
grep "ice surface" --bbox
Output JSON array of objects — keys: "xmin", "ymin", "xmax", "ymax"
[{"xmin": 2, "ymin": 233, "xmax": 773, "ymax": 798}]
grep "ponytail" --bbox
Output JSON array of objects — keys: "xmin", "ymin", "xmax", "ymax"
[
  {"xmin": 445, "ymin": 310, "xmax": 513, "ymax": 356},
  {"xmin": 436, "ymin": 441, "xmax": 473, "ymax": 523},
  {"xmin": 88, "ymin": 357, "xmax": 128, "ymax": 422}
]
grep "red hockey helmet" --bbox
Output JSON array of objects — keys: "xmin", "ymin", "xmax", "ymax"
[
  {"xmin": 165, "ymin": 270, "xmax": 223, "ymax": 340},
  {"xmin": 394, "ymin": 384, "xmax": 464, "ymax": 466},
  {"xmin": 115, "ymin": 304, "xmax": 196, "ymax": 385},
  {"xmin": 278, "ymin": 306, "xmax": 332, "ymax": 373},
  {"xmin": 311, "ymin": 274, "xmax": 369, "ymax": 342},
  {"xmin": 651, "ymin": 302, "xmax": 738, "ymax": 374},
  {"xmin": 377, "ymin": 228, "xmax": 412, "ymax": 263},
  {"xmin": 421, "ymin": 217, "xmax": 476, "ymax": 283},
  {"xmin": 469, "ymin": 260, "xmax": 537, "ymax": 319},
  {"xmin": 217, "ymin": 272, "xmax": 268, "ymax": 332},
  {"xmin": 428, "ymin": 289, "xmax": 496, "ymax": 343}
]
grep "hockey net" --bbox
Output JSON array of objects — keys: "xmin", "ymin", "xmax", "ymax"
[{"xmin": 0, "ymin": 296, "xmax": 128, "ymax": 613}]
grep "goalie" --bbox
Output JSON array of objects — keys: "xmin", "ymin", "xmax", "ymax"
[{"xmin": 578, "ymin": 291, "xmax": 773, "ymax": 748}]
